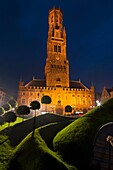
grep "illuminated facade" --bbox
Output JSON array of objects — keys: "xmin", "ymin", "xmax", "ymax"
[{"xmin": 17, "ymin": 7, "xmax": 95, "ymax": 115}]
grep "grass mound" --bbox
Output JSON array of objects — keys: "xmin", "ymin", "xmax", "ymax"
[
  {"xmin": 8, "ymin": 129, "xmax": 77, "ymax": 170},
  {"xmin": 0, "ymin": 135, "xmax": 14, "ymax": 170},
  {"xmin": 53, "ymin": 98, "xmax": 113, "ymax": 170},
  {"xmin": 0, "ymin": 112, "xmax": 76, "ymax": 170},
  {"xmin": 0, "ymin": 117, "xmax": 22, "ymax": 131},
  {"xmin": 39, "ymin": 120, "xmax": 73, "ymax": 149}
]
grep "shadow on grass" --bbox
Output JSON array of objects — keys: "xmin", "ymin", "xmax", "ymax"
[
  {"xmin": 0, "ymin": 113, "xmax": 76, "ymax": 147},
  {"xmin": 0, "ymin": 137, "xmax": 9, "ymax": 145}
]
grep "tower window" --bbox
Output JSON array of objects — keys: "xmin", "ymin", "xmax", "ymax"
[
  {"xmin": 56, "ymin": 32, "xmax": 58, "ymax": 37},
  {"xmin": 56, "ymin": 78, "xmax": 61, "ymax": 81},
  {"xmin": 51, "ymin": 16, "xmax": 53, "ymax": 22},
  {"xmin": 54, "ymin": 45, "xmax": 61, "ymax": 53},
  {"xmin": 54, "ymin": 45, "xmax": 57, "ymax": 52},
  {"xmin": 58, "ymin": 46, "xmax": 61, "ymax": 52},
  {"xmin": 55, "ymin": 15, "xmax": 58, "ymax": 22},
  {"xmin": 60, "ymin": 17, "xmax": 61, "ymax": 24}
]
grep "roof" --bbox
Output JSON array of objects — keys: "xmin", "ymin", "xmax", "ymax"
[
  {"xmin": 25, "ymin": 79, "xmax": 46, "ymax": 87},
  {"xmin": 70, "ymin": 80, "xmax": 89, "ymax": 90},
  {"xmin": 0, "ymin": 87, "xmax": 7, "ymax": 93},
  {"xmin": 106, "ymin": 88, "xmax": 113, "ymax": 95},
  {"xmin": 25, "ymin": 78, "xmax": 89, "ymax": 90}
]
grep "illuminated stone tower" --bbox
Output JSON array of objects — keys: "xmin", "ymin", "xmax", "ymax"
[
  {"xmin": 45, "ymin": 7, "xmax": 69, "ymax": 87},
  {"xmin": 17, "ymin": 7, "xmax": 95, "ymax": 115}
]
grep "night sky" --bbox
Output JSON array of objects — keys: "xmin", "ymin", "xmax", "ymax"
[{"xmin": 0, "ymin": 0, "xmax": 113, "ymax": 96}]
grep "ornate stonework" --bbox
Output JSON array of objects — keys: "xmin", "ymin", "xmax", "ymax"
[
  {"xmin": 17, "ymin": 7, "xmax": 95, "ymax": 115},
  {"xmin": 45, "ymin": 8, "xmax": 69, "ymax": 87}
]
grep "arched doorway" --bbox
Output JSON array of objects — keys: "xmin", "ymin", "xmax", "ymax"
[
  {"xmin": 90, "ymin": 122, "xmax": 113, "ymax": 170},
  {"xmin": 55, "ymin": 100, "xmax": 63, "ymax": 115}
]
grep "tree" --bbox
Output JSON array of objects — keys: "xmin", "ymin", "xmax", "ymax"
[
  {"xmin": 30, "ymin": 100, "xmax": 40, "ymax": 136},
  {"xmin": 8, "ymin": 98, "xmax": 17, "ymax": 110},
  {"xmin": 0, "ymin": 116, "xmax": 4, "ymax": 126},
  {"xmin": 16, "ymin": 105, "xmax": 30, "ymax": 121},
  {"xmin": 65, "ymin": 105, "xmax": 72, "ymax": 114},
  {"xmin": 41, "ymin": 95, "xmax": 52, "ymax": 112},
  {"xmin": 3, "ymin": 111, "xmax": 17, "ymax": 127},
  {"xmin": 2, "ymin": 103, "xmax": 11, "ymax": 112},
  {"xmin": 0, "ymin": 107, "xmax": 5, "ymax": 116}
]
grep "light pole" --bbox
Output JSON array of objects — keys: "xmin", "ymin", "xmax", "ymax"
[{"xmin": 106, "ymin": 135, "xmax": 113, "ymax": 170}]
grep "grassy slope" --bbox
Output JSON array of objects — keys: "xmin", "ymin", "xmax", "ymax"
[
  {"xmin": 0, "ymin": 117, "xmax": 23, "ymax": 170},
  {"xmin": 53, "ymin": 98, "xmax": 113, "ymax": 170},
  {"xmin": 0, "ymin": 113, "xmax": 76, "ymax": 170},
  {"xmin": 39, "ymin": 120, "xmax": 73, "ymax": 149},
  {"xmin": 0, "ymin": 117, "xmax": 22, "ymax": 131},
  {"xmin": 8, "ymin": 130, "xmax": 77, "ymax": 170}
]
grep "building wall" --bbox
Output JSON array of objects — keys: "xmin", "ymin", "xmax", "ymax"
[
  {"xmin": 101, "ymin": 87, "xmax": 113, "ymax": 103},
  {"xmin": 17, "ymin": 84, "xmax": 95, "ymax": 115},
  {"xmin": 0, "ymin": 88, "xmax": 9, "ymax": 106}
]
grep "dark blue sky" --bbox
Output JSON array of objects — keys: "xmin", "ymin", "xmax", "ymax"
[{"xmin": 0, "ymin": 0, "xmax": 113, "ymax": 96}]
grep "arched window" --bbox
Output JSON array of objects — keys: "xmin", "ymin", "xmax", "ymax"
[{"xmin": 51, "ymin": 16, "xmax": 53, "ymax": 22}]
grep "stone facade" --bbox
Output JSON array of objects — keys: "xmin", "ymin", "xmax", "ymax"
[
  {"xmin": 0, "ymin": 88, "xmax": 9, "ymax": 106},
  {"xmin": 17, "ymin": 7, "xmax": 95, "ymax": 115},
  {"xmin": 101, "ymin": 86, "xmax": 113, "ymax": 103}
]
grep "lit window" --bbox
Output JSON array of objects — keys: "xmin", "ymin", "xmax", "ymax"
[
  {"xmin": 58, "ymin": 46, "xmax": 61, "ymax": 52},
  {"xmin": 56, "ymin": 78, "xmax": 61, "ymax": 81},
  {"xmin": 83, "ymin": 100, "xmax": 85, "ymax": 104},
  {"xmin": 55, "ymin": 15, "xmax": 58, "ymax": 22},
  {"xmin": 59, "ymin": 17, "xmax": 61, "ymax": 24},
  {"xmin": 22, "ymin": 98, "xmax": 25, "ymax": 104},
  {"xmin": 51, "ymin": 16, "xmax": 53, "ymax": 22},
  {"xmin": 54, "ymin": 45, "xmax": 57, "ymax": 52},
  {"xmin": 56, "ymin": 32, "xmax": 58, "ymax": 37}
]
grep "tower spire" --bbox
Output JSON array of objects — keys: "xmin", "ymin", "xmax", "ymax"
[{"xmin": 45, "ymin": 8, "xmax": 69, "ymax": 87}]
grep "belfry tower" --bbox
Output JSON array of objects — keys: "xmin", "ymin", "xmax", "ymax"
[
  {"xmin": 45, "ymin": 7, "xmax": 69, "ymax": 87},
  {"xmin": 17, "ymin": 7, "xmax": 95, "ymax": 114}
]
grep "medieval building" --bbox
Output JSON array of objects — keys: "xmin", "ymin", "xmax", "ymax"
[
  {"xmin": 101, "ymin": 86, "xmax": 113, "ymax": 103},
  {"xmin": 0, "ymin": 87, "xmax": 9, "ymax": 106},
  {"xmin": 17, "ymin": 7, "xmax": 95, "ymax": 115}
]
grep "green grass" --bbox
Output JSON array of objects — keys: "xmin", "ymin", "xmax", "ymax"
[
  {"xmin": 0, "ymin": 113, "xmax": 76, "ymax": 170},
  {"xmin": 53, "ymin": 98, "xmax": 113, "ymax": 170},
  {"xmin": 0, "ymin": 117, "xmax": 22, "ymax": 131},
  {"xmin": 8, "ymin": 129, "xmax": 77, "ymax": 170},
  {"xmin": 0, "ymin": 117, "xmax": 23, "ymax": 170},
  {"xmin": 0, "ymin": 135, "xmax": 14, "ymax": 170},
  {"xmin": 1, "ymin": 98, "xmax": 113, "ymax": 170}
]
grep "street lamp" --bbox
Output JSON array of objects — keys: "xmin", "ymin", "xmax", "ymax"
[
  {"xmin": 96, "ymin": 100, "xmax": 101, "ymax": 106},
  {"xmin": 106, "ymin": 135, "xmax": 113, "ymax": 170}
]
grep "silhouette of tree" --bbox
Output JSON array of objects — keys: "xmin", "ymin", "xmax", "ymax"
[
  {"xmin": 8, "ymin": 98, "xmax": 17, "ymax": 110},
  {"xmin": 16, "ymin": 105, "xmax": 30, "ymax": 121},
  {"xmin": 30, "ymin": 100, "xmax": 40, "ymax": 136},
  {"xmin": 3, "ymin": 111, "xmax": 17, "ymax": 127},
  {"xmin": 41, "ymin": 95, "xmax": 51, "ymax": 112},
  {"xmin": 0, "ymin": 116, "xmax": 4, "ymax": 126},
  {"xmin": 0, "ymin": 107, "xmax": 5, "ymax": 116},
  {"xmin": 2, "ymin": 103, "xmax": 11, "ymax": 112}
]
